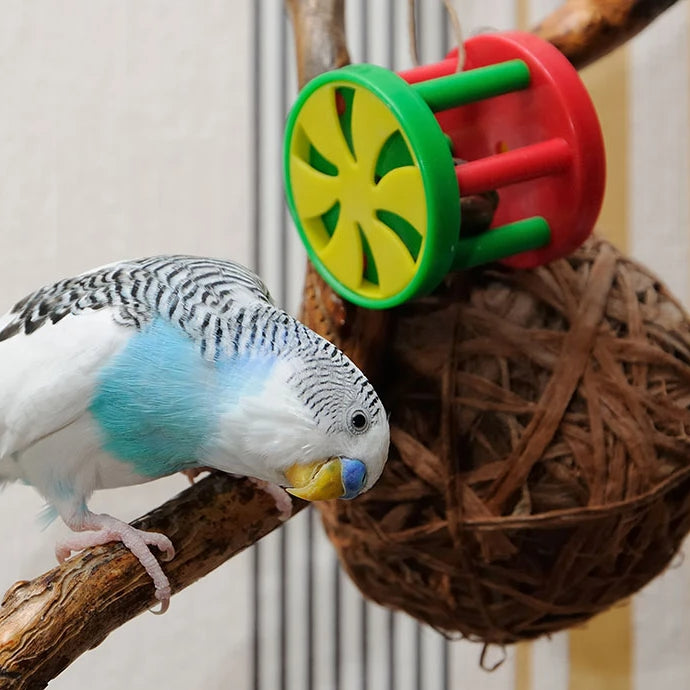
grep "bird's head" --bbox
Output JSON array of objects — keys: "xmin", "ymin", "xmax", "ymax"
[
  {"xmin": 275, "ymin": 328, "xmax": 390, "ymax": 501},
  {"xmin": 282, "ymin": 396, "xmax": 390, "ymax": 502},
  {"xmin": 212, "ymin": 323, "xmax": 389, "ymax": 501}
]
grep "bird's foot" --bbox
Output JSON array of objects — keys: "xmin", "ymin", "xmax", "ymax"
[
  {"xmin": 184, "ymin": 471, "xmax": 292, "ymax": 519},
  {"xmin": 249, "ymin": 478, "xmax": 293, "ymax": 521},
  {"xmin": 55, "ymin": 514, "xmax": 175, "ymax": 614}
]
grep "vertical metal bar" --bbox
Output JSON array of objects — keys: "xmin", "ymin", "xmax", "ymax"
[
  {"xmin": 438, "ymin": 7, "xmax": 454, "ymax": 690},
  {"xmin": 360, "ymin": 0, "xmax": 368, "ymax": 63},
  {"xmin": 386, "ymin": 7, "xmax": 397, "ymax": 688},
  {"xmin": 415, "ymin": 623, "xmax": 423, "ymax": 690},
  {"xmin": 359, "ymin": 4, "xmax": 369, "ymax": 687},
  {"xmin": 440, "ymin": 0, "xmax": 450, "ymax": 56},
  {"xmin": 387, "ymin": 610, "xmax": 396, "ymax": 690},
  {"xmin": 250, "ymin": 2, "xmax": 262, "ymax": 690},
  {"xmin": 251, "ymin": 0, "xmax": 262, "ymax": 275},
  {"xmin": 306, "ymin": 508, "xmax": 315, "ymax": 690},
  {"xmin": 416, "ymin": 6, "xmax": 428, "ymax": 684},
  {"xmin": 334, "ymin": 562, "xmax": 342, "ymax": 690},
  {"xmin": 414, "ymin": 0, "xmax": 422, "ymax": 64},
  {"xmin": 361, "ymin": 598, "xmax": 369, "ymax": 690},
  {"xmin": 438, "ymin": 22, "xmax": 448, "ymax": 680},
  {"xmin": 252, "ymin": 546, "xmax": 261, "ymax": 690},
  {"xmin": 278, "ymin": 6, "xmax": 288, "ymax": 308},
  {"xmin": 279, "ymin": 527, "xmax": 288, "ymax": 690},
  {"xmin": 278, "ymin": 7, "xmax": 289, "ymax": 690},
  {"xmin": 386, "ymin": 0, "xmax": 395, "ymax": 69}
]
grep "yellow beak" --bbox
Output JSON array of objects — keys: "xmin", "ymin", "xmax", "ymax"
[{"xmin": 284, "ymin": 458, "xmax": 345, "ymax": 501}]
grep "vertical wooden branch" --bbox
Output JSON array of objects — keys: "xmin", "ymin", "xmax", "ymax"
[{"xmin": 285, "ymin": 0, "xmax": 350, "ymax": 83}]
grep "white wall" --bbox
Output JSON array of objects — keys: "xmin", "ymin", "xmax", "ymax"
[{"xmin": 0, "ymin": 3, "xmax": 254, "ymax": 688}]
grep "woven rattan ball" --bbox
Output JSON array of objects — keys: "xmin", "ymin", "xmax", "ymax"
[{"xmin": 308, "ymin": 238, "xmax": 690, "ymax": 645}]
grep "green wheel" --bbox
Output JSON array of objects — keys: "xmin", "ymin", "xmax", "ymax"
[{"xmin": 283, "ymin": 64, "xmax": 460, "ymax": 309}]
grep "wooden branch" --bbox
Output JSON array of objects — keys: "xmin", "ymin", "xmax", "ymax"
[
  {"xmin": 0, "ymin": 474, "xmax": 306, "ymax": 689},
  {"xmin": 285, "ymin": 0, "xmax": 349, "ymax": 84},
  {"xmin": 534, "ymin": 0, "xmax": 681, "ymax": 69}
]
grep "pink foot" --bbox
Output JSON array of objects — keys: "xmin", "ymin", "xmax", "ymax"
[
  {"xmin": 56, "ymin": 513, "xmax": 175, "ymax": 614},
  {"xmin": 249, "ymin": 479, "xmax": 293, "ymax": 521}
]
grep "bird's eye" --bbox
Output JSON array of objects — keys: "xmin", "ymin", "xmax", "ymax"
[{"xmin": 348, "ymin": 409, "xmax": 370, "ymax": 434}]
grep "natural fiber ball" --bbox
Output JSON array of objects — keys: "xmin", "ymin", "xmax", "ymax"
[{"xmin": 311, "ymin": 239, "xmax": 690, "ymax": 645}]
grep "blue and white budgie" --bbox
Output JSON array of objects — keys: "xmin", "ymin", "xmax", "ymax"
[{"xmin": 0, "ymin": 256, "xmax": 389, "ymax": 611}]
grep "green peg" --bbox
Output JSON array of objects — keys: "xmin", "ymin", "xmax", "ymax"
[
  {"xmin": 453, "ymin": 216, "xmax": 552, "ymax": 270},
  {"xmin": 412, "ymin": 59, "xmax": 531, "ymax": 112}
]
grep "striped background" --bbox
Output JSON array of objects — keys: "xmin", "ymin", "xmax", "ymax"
[{"xmin": 251, "ymin": 1, "xmax": 690, "ymax": 689}]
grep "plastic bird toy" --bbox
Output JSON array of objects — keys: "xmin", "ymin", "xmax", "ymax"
[{"xmin": 284, "ymin": 31, "xmax": 606, "ymax": 309}]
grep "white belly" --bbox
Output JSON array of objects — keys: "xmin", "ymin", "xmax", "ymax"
[
  {"xmin": 3, "ymin": 412, "xmax": 155, "ymax": 503},
  {"xmin": 0, "ymin": 308, "xmax": 142, "ymax": 503}
]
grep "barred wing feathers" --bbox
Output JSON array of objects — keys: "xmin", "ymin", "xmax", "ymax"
[{"xmin": 0, "ymin": 255, "xmax": 273, "ymax": 342}]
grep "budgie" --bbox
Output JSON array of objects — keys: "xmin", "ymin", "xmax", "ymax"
[{"xmin": 0, "ymin": 256, "xmax": 389, "ymax": 612}]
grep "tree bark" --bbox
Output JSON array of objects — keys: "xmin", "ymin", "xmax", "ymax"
[
  {"xmin": 285, "ymin": 0, "xmax": 349, "ymax": 81},
  {"xmin": 534, "ymin": 0, "xmax": 680, "ymax": 69}
]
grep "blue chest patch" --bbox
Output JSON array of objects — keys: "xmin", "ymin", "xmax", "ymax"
[{"xmin": 90, "ymin": 318, "xmax": 275, "ymax": 477}]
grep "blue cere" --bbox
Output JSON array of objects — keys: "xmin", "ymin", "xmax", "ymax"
[{"xmin": 340, "ymin": 458, "xmax": 367, "ymax": 499}]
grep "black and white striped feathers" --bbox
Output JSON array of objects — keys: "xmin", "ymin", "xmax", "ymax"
[
  {"xmin": 0, "ymin": 255, "xmax": 271, "ymax": 346},
  {"xmin": 0, "ymin": 255, "xmax": 383, "ymax": 424}
]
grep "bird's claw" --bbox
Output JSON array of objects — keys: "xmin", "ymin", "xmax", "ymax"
[
  {"xmin": 249, "ymin": 479, "xmax": 293, "ymax": 521},
  {"xmin": 55, "ymin": 515, "xmax": 175, "ymax": 613},
  {"xmin": 149, "ymin": 598, "xmax": 170, "ymax": 615}
]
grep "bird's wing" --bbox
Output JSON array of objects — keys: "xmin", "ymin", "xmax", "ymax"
[
  {"xmin": 0, "ymin": 255, "xmax": 273, "ymax": 347},
  {"xmin": 0, "ymin": 306, "xmax": 131, "ymax": 459},
  {"xmin": 0, "ymin": 254, "xmax": 273, "ymax": 458}
]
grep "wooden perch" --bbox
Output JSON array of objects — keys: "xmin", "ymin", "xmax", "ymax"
[
  {"xmin": 534, "ymin": 0, "xmax": 681, "ymax": 69},
  {"xmin": 0, "ymin": 0, "xmax": 683, "ymax": 687},
  {"xmin": 0, "ymin": 474, "xmax": 306, "ymax": 689}
]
